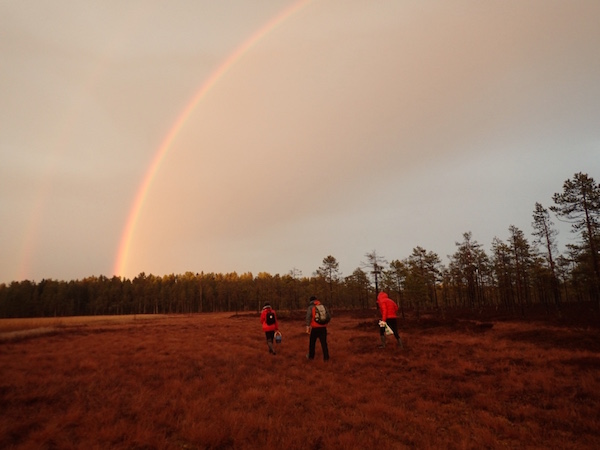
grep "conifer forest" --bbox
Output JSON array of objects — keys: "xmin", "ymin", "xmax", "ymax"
[{"xmin": 2, "ymin": 172, "xmax": 599, "ymax": 319}]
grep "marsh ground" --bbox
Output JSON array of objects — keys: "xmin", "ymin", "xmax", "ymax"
[{"xmin": 1, "ymin": 309, "xmax": 599, "ymax": 449}]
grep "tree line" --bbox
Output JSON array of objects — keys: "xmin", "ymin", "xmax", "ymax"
[{"xmin": 1, "ymin": 172, "xmax": 599, "ymax": 319}]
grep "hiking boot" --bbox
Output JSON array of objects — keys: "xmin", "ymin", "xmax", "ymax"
[{"xmin": 379, "ymin": 335, "xmax": 386, "ymax": 349}]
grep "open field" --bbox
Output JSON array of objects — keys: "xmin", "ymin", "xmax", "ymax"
[
  {"xmin": 1, "ymin": 310, "xmax": 599, "ymax": 449},
  {"xmin": 0, "ymin": 315, "xmax": 168, "ymax": 341}
]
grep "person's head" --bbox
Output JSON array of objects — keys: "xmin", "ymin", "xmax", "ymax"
[
  {"xmin": 263, "ymin": 302, "xmax": 271, "ymax": 309},
  {"xmin": 309, "ymin": 296, "xmax": 317, "ymax": 304},
  {"xmin": 377, "ymin": 291, "xmax": 388, "ymax": 302}
]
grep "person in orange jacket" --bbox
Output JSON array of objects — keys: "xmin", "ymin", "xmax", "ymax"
[
  {"xmin": 260, "ymin": 302, "xmax": 279, "ymax": 355},
  {"xmin": 305, "ymin": 296, "xmax": 330, "ymax": 361},
  {"xmin": 376, "ymin": 291, "xmax": 403, "ymax": 349}
]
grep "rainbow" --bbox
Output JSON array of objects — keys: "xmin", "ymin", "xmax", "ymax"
[{"xmin": 113, "ymin": 0, "xmax": 312, "ymax": 278}]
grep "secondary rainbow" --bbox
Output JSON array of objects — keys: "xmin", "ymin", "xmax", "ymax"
[{"xmin": 114, "ymin": 0, "xmax": 312, "ymax": 277}]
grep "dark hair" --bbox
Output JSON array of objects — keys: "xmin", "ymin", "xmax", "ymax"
[
  {"xmin": 263, "ymin": 302, "xmax": 271, "ymax": 308},
  {"xmin": 309, "ymin": 296, "xmax": 317, "ymax": 302}
]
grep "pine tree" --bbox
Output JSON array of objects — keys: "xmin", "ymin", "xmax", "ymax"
[
  {"xmin": 316, "ymin": 255, "xmax": 340, "ymax": 305},
  {"xmin": 508, "ymin": 225, "xmax": 534, "ymax": 315},
  {"xmin": 550, "ymin": 172, "xmax": 600, "ymax": 306},
  {"xmin": 531, "ymin": 202, "xmax": 561, "ymax": 309},
  {"xmin": 362, "ymin": 250, "xmax": 387, "ymax": 299}
]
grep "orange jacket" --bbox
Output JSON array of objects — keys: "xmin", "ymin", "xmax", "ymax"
[
  {"xmin": 260, "ymin": 306, "xmax": 278, "ymax": 332},
  {"xmin": 377, "ymin": 292, "xmax": 398, "ymax": 321}
]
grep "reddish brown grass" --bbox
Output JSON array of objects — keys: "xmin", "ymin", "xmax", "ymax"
[{"xmin": 1, "ymin": 311, "xmax": 599, "ymax": 449}]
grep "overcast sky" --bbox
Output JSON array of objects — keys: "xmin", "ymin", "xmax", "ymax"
[{"xmin": 2, "ymin": 0, "xmax": 599, "ymax": 284}]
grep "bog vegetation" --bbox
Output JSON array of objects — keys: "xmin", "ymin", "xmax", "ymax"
[
  {"xmin": 1, "ymin": 310, "xmax": 599, "ymax": 449},
  {"xmin": 1, "ymin": 172, "xmax": 599, "ymax": 320}
]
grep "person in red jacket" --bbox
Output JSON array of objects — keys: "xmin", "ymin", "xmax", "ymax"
[
  {"xmin": 376, "ymin": 291, "xmax": 403, "ymax": 349},
  {"xmin": 305, "ymin": 296, "xmax": 329, "ymax": 361},
  {"xmin": 260, "ymin": 302, "xmax": 279, "ymax": 355}
]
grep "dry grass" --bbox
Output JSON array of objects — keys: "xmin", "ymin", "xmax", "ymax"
[
  {"xmin": 1, "ymin": 310, "xmax": 599, "ymax": 449},
  {"xmin": 0, "ymin": 314, "xmax": 167, "ymax": 332},
  {"xmin": 0, "ymin": 315, "xmax": 167, "ymax": 341}
]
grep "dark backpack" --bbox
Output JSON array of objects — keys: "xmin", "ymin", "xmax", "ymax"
[
  {"xmin": 266, "ymin": 309, "xmax": 276, "ymax": 325},
  {"xmin": 314, "ymin": 304, "xmax": 330, "ymax": 324}
]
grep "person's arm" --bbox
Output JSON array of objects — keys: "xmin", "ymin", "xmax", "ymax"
[
  {"xmin": 305, "ymin": 306, "xmax": 313, "ymax": 332},
  {"xmin": 381, "ymin": 303, "xmax": 388, "ymax": 322}
]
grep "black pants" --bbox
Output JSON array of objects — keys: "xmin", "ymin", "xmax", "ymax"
[
  {"xmin": 265, "ymin": 330, "xmax": 276, "ymax": 354},
  {"xmin": 265, "ymin": 330, "xmax": 275, "ymax": 343},
  {"xmin": 380, "ymin": 318, "xmax": 400, "ymax": 340},
  {"xmin": 308, "ymin": 327, "xmax": 329, "ymax": 360}
]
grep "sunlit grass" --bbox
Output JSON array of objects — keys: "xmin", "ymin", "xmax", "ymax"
[{"xmin": 0, "ymin": 314, "xmax": 167, "ymax": 336}]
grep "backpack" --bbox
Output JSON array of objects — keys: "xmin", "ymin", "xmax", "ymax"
[
  {"xmin": 266, "ymin": 309, "xmax": 276, "ymax": 325},
  {"xmin": 313, "ymin": 304, "xmax": 330, "ymax": 324}
]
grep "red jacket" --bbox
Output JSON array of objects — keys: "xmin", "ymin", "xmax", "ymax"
[
  {"xmin": 306, "ymin": 300, "xmax": 327, "ymax": 328},
  {"xmin": 377, "ymin": 292, "xmax": 398, "ymax": 321},
  {"xmin": 260, "ymin": 306, "xmax": 278, "ymax": 332}
]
